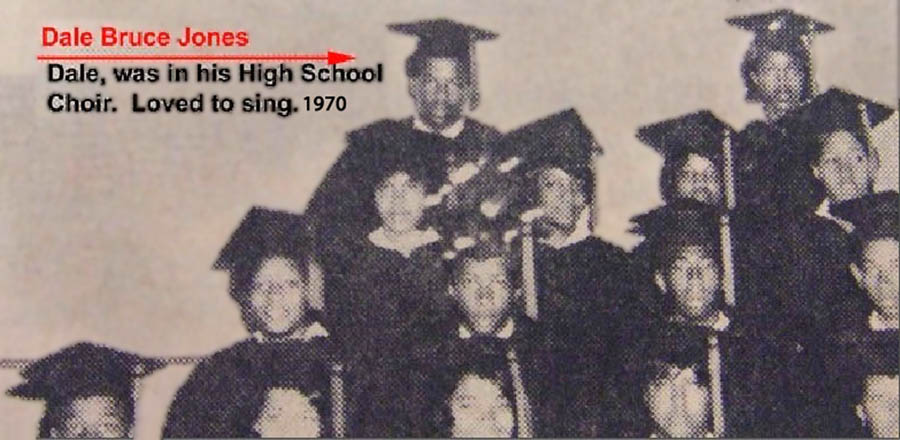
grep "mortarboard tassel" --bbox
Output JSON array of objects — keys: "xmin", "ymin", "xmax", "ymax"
[
  {"xmin": 521, "ymin": 222, "xmax": 538, "ymax": 320},
  {"xmin": 507, "ymin": 348, "xmax": 534, "ymax": 438},
  {"xmin": 720, "ymin": 130, "xmax": 737, "ymax": 308},
  {"xmin": 707, "ymin": 333, "xmax": 725, "ymax": 437},
  {"xmin": 330, "ymin": 362, "xmax": 347, "ymax": 438},
  {"xmin": 468, "ymin": 41, "xmax": 479, "ymax": 110},
  {"xmin": 308, "ymin": 257, "xmax": 325, "ymax": 311}
]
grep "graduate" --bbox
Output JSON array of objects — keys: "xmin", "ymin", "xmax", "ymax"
[
  {"xmin": 327, "ymin": 160, "xmax": 449, "ymax": 437},
  {"xmin": 7, "ymin": 342, "xmax": 162, "ymax": 439},
  {"xmin": 491, "ymin": 109, "xmax": 646, "ymax": 435},
  {"xmin": 306, "ymin": 18, "xmax": 502, "ymax": 261},
  {"xmin": 412, "ymin": 222, "xmax": 553, "ymax": 437},
  {"xmin": 831, "ymin": 191, "xmax": 899, "ymax": 332},
  {"xmin": 631, "ymin": 110, "xmax": 784, "ymax": 326},
  {"xmin": 163, "ymin": 207, "xmax": 346, "ymax": 438},
  {"xmin": 773, "ymin": 89, "xmax": 896, "ymax": 328},
  {"xmin": 628, "ymin": 203, "xmax": 791, "ymax": 437},
  {"xmin": 727, "ymin": 9, "xmax": 834, "ymax": 214}
]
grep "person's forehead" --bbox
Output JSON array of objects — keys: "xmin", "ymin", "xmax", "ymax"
[
  {"xmin": 461, "ymin": 258, "xmax": 506, "ymax": 278},
  {"xmin": 255, "ymin": 257, "xmax": 299, "ymax": 279},
  {"xmin": 759, "ymin": 49, "xmax": 801, "ymax": 68},
  {"xmin": 455, "ymin": 374, "xmax": 504, "ymax": 397},
  {"xmin": 862, "ymin": 238, "xmax": 899, "ymax": 257},
  {"xmin": 265, "ymin": 387, "xmax": 315, "ymax": 405},
  {"xmin": 864, "ymin": 375, "xmax": 900, "ymax": 394},
  {"xmin": 673, "ymin": 245, "xmax": 715, "ymax": 263},
  {"xmin": 681, "ymin": 154, "xmax": 716, "ymax": 173},
  {"xmin": 820, "ymin": 130, "xmax": 865, "ymax": 156},
  {"xmin": 423, "ymin": 57, "xmax": 463, "ymax": 79},
  {"xmin": 68, "ymin": 395, "xmax": 123, "ymax": 416},
  {"xmin": 538, "ymin": 167, "xmax": 576, "ymax": 184}
]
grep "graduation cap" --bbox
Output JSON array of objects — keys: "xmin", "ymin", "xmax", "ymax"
[
  {"xmin": 631, "ymin": 200, "xmax": 721, "ymax": 270},
  {"xmin": 388, "ymin": 18, "xmax": 498, "ymax": 109},
  {"xmin": 727, "ymin": 9, "xmax": 834, "ymax": 39},
  {"xmin": 778, "ymin": 88, "xmax": 896, "ymax": 164},
  {"xmin": 832, "ymin": 191, "xmax": 899, "ymax": 242},
  {"xmin": 7, "ymin": 342, "xmax": 163, "ymax": 434},
  {"xmin": 637, "ymin": 110, "xmax": 733, "ymax": 161},
  {"xmin": 213, "ymin": 206, "xmax": 314, "ymax": 271},
  {"xmin": 638, "ymin": 111, "xmax": 735, "ymax": 204},
  {"xmin": 729, "ymin": 10, "xmax": 833, "ymax": 103}
]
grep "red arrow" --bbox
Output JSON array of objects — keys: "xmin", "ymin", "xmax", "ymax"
[{"xmin": 36, "ymin": 50, "xmax": 356, "ymax": 65}]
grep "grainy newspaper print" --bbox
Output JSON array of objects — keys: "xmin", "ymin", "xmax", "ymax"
[{"xmin": 1, "ymin": 0, "xmax": 897, "ymax": 438}]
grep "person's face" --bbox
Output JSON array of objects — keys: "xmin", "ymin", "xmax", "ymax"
[
  {"xmin": 857, "ymin": 239, "xmax": 899, "ymax": 317},
  {"xmin": 450, "ymin": 374, "xmax": 514, "ymax": 438},
  {"xmin": 675, "ymin": 154, "xmax": 721, "ymax": 206},
  {"xmin": 410, "ymin": 57, "xmax": 467, "ymax": 131},
  {"xmin": 374, "ymin": 172, "xmax": 427, "ymax": 234},
  {"xmin": 51, "ymin": 396, "xmax": 128, "ymax": 438},
  {"xmin": 248, "ymin": 257, "xmax": 308, "ymax": 336},
  {"xmin": 537, "ymin": 167, "xmax": 585, "ymax": 229},
  {"xmin": 455, "ymin": 258, "xmax": 512, "ymax": 325},
  {"xmin": 645, "ymin": 366, "xmax": 710, "ymax": 438},
  {"xmin": 253, "ymin": 388, "xmax": 321, "ymax": 438},
  {"xmin": 813, "ymin": 131, "xmax": 872, "ymax": 202},
  {"xmin": 859, "ymin": 375, "xmax": 899, "ymax": 438},
  {"xmin": 751, "ymin": 50, "xmax": 805, "ymax": 109},
  {"xmin": 664, "ymin": 246, "xmax": 720, "ymax": 320}
]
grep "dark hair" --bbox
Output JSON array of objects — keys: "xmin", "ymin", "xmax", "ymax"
[
  {"xmin": 40, "ymin": 395, "xmax": 132, "ymax": 438},
  {"xmin": 429, "ymin": 361, "xmax": 517, "ymax": 437},
  {"xmin": 658, "ymin": 154, "xmax": 723, "ymax": 203},
  {"xmin": 450, "ymin": 245, "xmax": 522, "ymax": 292},
  {"xmin": 740, "ymin": 36, "xmax": 815, "ymax": 104}
]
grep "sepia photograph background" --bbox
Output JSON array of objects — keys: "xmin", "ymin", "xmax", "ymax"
[{"xmin": 0, "ymin": 0, "xmax": 897, "ymax": 437}]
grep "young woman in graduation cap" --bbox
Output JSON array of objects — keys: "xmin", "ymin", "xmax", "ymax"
[
  {"xmin": 162, "ymin": 207, "xmax": 346, "ymax": 438},
  {"xmin": 306, "ymin": 18, "xmax": 502, "ymax": 266},
  {"xmin": 7, "ymin": 342, "xmax": 163, "ymax": 438},
  {"xmin": 327, "ymin": 159, "xmax": 450, "ymax": 437}
]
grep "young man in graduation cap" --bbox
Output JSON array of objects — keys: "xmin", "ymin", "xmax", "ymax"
[
  {"xmin": 7, "ymin": 342, "xmax": 163, "ymax": 438},
  {"xmin": 163, "ymin": 207, "xmax": 346, "ymax": 438},
  {"xmin": 306, "ymin": 18, "xmax": 502, "ymax": 263},
  {"xmin": 727, "ymin": 9, "xmax": 834, "ymax": 213},
  {"xmin": 629, "ymin": 203, "xmax": 796, "ymax": 437},
  {"xmin": 831, "ymin": 191, "xmax": 899, "ymax": 333},
  {"xmin": 493, "ymin": 108, "xmax": 646, "ymax": 436},
  {"xmin": 770, "ymin": 89, "xmax": 896, "ymax": 329},
  {"xmin": 411, "ymin": 215, "xmax": 553, "ymax": 437}
]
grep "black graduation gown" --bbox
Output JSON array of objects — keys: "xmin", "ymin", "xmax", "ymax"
[
  {"xmin": 306, "ymin": 117, "xmax": 501, "ymax": 264},
  {"xmin": 631, "ymin": 320, "xmax": 778, "ymax": 438},
  {"xmin": 533, "ymin": 236, "xmax": 655, "ymax": 436},
  {"xmin": 735, "ymin": 119, "xmax": 824, "ymax": 217},
  {"xmin": 410, "ymin": 315, "xmax": 554, "ymax": 437},
  {"xmin": 162, "ymin": 336, "xmax": 339, "ymax": 438},
  {"xmin": 326, "ymin": 238, "xmax": 449, "ymax": 437}
]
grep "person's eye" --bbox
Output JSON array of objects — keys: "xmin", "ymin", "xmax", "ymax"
[{"xmin": 287, "ymin": 279, "xmax": 302, "ymax": 288}]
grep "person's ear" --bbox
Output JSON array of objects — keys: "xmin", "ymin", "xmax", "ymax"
[
  {"xmin": 812, "ymin": 162, "xmax": 823, "ymax": 182},
  {"xmin": 850, "ymin": 263, "xmax": 865, "ymax": 288},
  {"xmin": 654, "ymin": 270, "xmax": 667, "ymax": 293},
  {"xmin": 856, "ymin": 403, "xmax": 867, "ymax": 426}
]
